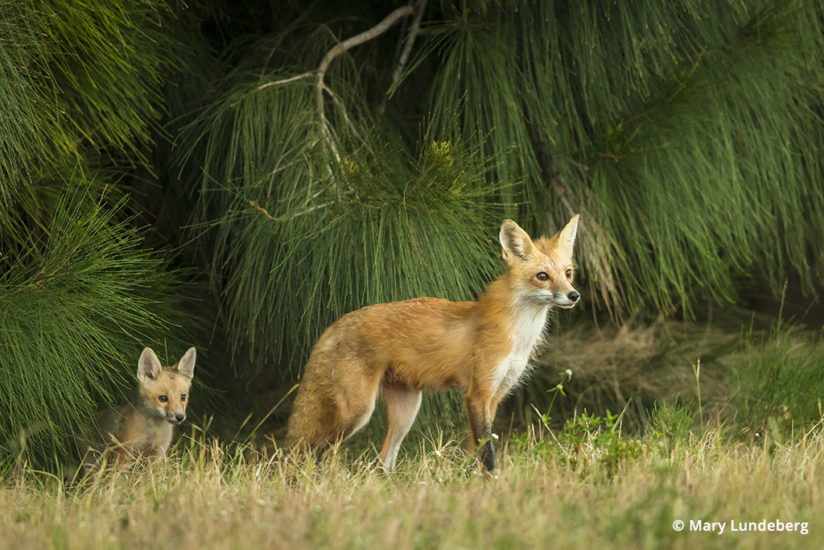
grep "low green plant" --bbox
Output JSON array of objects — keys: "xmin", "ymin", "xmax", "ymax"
[
  {"xmin": 556, "ymin": 410, "xmax": 645, "ymax": 474},
  {"xmin": 727, "ymin": 323, "xmax": 824, "ymax": 440},
  {"xmin": 647, "ymin": 401, "xmax": 696, "ymax": 451},
  {"xmin": 510, "ymin": 371, "xmax": 646, "ymax": 474}
]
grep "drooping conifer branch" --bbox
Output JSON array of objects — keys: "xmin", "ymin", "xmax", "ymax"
[
  {"xmin": 315, "ymin": 4, "xmax": 415, "ymax": 159},
  {"xmin": 390, "ymin": 0, "xmax": 427, "ymax": 87}
]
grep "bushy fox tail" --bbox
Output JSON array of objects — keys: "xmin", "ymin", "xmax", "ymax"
[{"xmin": 284, "ymin": 352, "xmax": 381, "ymax": 453}]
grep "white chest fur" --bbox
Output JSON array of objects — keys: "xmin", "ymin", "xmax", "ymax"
[{"xmin": 492, "ymin": 302, "xmax": 549, "ymax": 396}]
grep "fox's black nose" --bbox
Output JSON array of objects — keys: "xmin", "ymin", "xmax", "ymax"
[
  {"xmin": 175, "ymin": 413, "xmax": 185, "ymax": 423},
  {"xmin": 568, "ymin": 291, "xmax": 580, "ymax": 302}
]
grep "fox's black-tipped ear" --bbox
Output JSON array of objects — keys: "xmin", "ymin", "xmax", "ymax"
[
  {"xmin": 137, "ymin": 347, "xmax": 162, "ymax": 383},
  {"xmin": 177, "ymin": 347, "xmax": 196, "ymax": 378},
  {"xmin": 558, "ymin": 214, "xmax": 580, "ymax": 257},
  {"xmin": 499, "ymin": 219, "xmax": 534, "ymax": 263}
]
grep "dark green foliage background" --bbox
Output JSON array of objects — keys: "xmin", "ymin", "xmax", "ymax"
[{"xmin": 0, "ymin": 0, "xmax": 822, "ymax": 465}]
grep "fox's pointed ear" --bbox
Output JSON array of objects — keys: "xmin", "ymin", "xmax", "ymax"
[
  {"xmin": 177, "ymin": 347, "xmax": 196, "ymax": 379},
  {"xmin": 499, "ymin": 219, "xmax": 534, "ymax": 263},
  {"xmin": 137, "ymin": 348, "xmax": 162, "ymax": 383},
  {"xmin": 558, "ymin": 214, "xmax": 580, "ymax": 256}
]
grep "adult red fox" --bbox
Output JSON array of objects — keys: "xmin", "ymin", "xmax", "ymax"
[
  {"xmin": 285, "ymin": 216, "xmax": 580, "ymax": 471},
  {"xmin": 79, "ymin": 347, "xmax": 196, "ymax": 474}
]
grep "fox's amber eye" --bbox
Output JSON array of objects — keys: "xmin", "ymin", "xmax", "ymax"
[
  {"xmin": 181, "ymin": 394, "xmax": 187, "ymax": 402},
  {"xmin": 565, "ymin": 268, "xmax": 573, "ymax": 279},
  {"xmin": 536, "ymin": 272, "xmax": 549, "ymax": 281},
  {"xmin": 159, "ymin": 395, "xmax": 168, "ymax": 402}
]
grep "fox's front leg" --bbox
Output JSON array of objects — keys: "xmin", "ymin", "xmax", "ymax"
[{"xmin": 464, "ymin": 391, "xmax": 497, "ymax": 471}]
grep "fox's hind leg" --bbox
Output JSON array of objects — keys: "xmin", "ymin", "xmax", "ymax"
[{"xmin": 378, "ymin": 381, "xmax": 422, "ymax": 472}]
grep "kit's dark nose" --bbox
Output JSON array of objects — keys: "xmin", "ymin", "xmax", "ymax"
[
  {"xmin": 568, "ymin": 291, "xmax": 580, "ymax": 302},
  {"xmin": 175, "ymin": 413, "xmax": 186, "ymax": 423}
]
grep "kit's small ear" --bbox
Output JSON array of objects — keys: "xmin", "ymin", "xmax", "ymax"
[
  {"xmin": 177, "ymin": 347, "xmax": 196, "ymax": 378},
  {"xmin": 137, "ymin": 347, "xmax": 162, "ymax": 383}
]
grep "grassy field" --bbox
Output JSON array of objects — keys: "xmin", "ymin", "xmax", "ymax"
[
  {"xmin": 3, "ymin": 319, "xmax": 823, "ymax": 550},
  {"xmin": 1, "ymin": 417, "xmax": 821, "ymax": 550}
]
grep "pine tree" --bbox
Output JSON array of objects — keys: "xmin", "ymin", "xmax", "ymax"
[
  {"xmin": 2, "ymin": 0, "xmax": 823, "ymax": 467},
  {"xmin": 0, "ymin": 1, "xmax": 187, "ymax": 465},
  {"xmin": 180, "ymin": 0, "xmax": 824, "ymax": 376}
]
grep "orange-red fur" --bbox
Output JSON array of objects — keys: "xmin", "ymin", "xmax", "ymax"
[
  {"xmin": 79, "ymin": 347, "xmax": 196, "ymax": 475},
  {"xmin": 285, "ymin": 216, "xmax": 580, "ymax": 471}
]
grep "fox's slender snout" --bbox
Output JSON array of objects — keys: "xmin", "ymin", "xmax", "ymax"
[
  {"xmin": 550, "ymin": 288, "xmax": 580, "ymax": 308},
  {"xmin": 167, "ymin": 412, "xmax": 186, "ymax": 424}
]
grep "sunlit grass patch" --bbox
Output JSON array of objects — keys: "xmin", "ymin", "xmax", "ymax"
[{"xmin": 3, "ymin": 407, "xmax": 823, "ymax": 549}]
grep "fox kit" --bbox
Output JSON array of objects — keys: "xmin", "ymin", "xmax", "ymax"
[
  {"xmin": 80, "ymin": 347, "xmax": 196, "ymax": 474},
  {"xmin": 285, "ymin": 216, "xmax": 580, "ymax": 471}
]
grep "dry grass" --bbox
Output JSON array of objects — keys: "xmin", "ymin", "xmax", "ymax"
[
  {"xmin": 1, "ymin": 424, "xmax": 822, "ymax": 550},
  {"xmin": 4, "ymin": 319, "xmax": 823, "ymax": 549}
]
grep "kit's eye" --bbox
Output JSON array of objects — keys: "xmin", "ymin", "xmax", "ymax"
[
  {"xmin": 181, "ymin": 394, "xmax": 187, "ymax": 402},
  {"xmin": 536, "ymin": 272, "xmax": 549, "ymax": 281},
  {"xmin": 565, "ymin": 268, "xmax": 573, "ymax": 279},
  {"xmin": 159, "ymin": 395, "xmax": 168, "ymax": 403}
]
